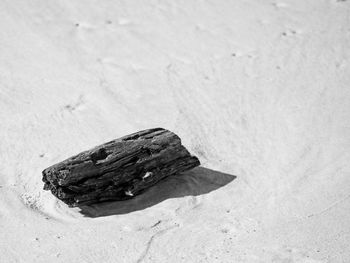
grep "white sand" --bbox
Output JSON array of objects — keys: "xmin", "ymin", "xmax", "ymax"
[{"xmin": 1, "ymin": 0, "xmax": 350, "ymax": 262}]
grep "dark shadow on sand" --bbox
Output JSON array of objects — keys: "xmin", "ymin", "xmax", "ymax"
[{"xmin": 78, "ymin": 167, "xmax": 236, "ymax": 217}]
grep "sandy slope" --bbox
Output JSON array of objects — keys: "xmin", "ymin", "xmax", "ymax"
[{"xmin": 0, "ymin": 0, "xmax": 350, "ymax": 262}]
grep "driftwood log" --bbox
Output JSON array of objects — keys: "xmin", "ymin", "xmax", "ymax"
[{"xmin": 42, "ymin": 128, "xmax": 200, "ymax": 207}]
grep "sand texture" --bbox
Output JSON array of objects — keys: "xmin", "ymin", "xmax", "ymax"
[{"xmin": 0, "ymin": 0, "xmax": 349, "ymax": 262}]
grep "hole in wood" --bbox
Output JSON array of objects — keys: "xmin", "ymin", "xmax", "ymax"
[{"xmin": 90, "ymin": 148, "xmax": 108, "ymax": 163}]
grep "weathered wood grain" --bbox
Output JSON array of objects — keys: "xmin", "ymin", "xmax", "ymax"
[{"xmin": 42, "ymin": 128, "xmax": 200, "ymax": 207}]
